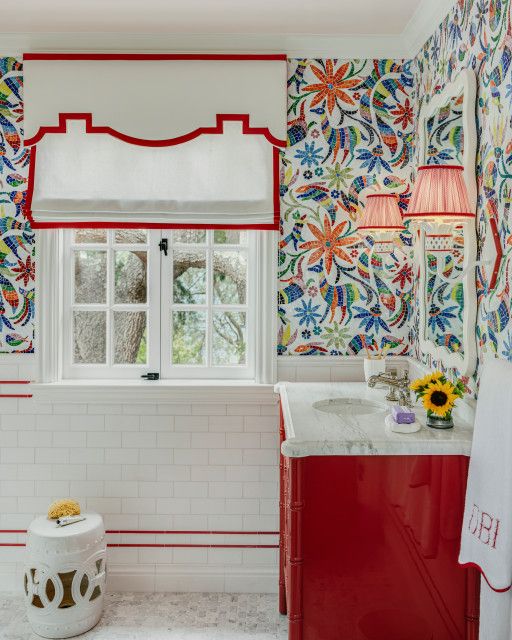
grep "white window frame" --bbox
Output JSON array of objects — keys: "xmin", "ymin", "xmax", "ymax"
[
  {"xmin": 62, "ymin": 229, "xmax": 161, "ymax": 380},
  {"xmin": 161, "ymin": 230, "xmax": 255, "ymax": 380},
  {"xmin": 36, "ymin": 228, "xmax": 277, "ymax": 385}
]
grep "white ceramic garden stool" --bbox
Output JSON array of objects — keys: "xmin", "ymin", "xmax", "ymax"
[{"xmin": 24, "ymin": 513, "xmax": 106, "ymax": 639}]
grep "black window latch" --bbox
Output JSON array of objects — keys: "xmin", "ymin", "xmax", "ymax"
[
  {"xmin": 141, "ymin": 372, "xmax": 160, "ymax": 381},
  {"xmin": 159, "ymin": 238, "xmax": 168, "ymax": 256}
]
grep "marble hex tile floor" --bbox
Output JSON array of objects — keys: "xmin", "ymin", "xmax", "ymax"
[{"xmin": 0, "ymin": 592, "xmax": 288, "ymax": 640}]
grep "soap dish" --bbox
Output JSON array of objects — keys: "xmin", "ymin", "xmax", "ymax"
[{"xmin": 385, "ymin": 414, "xmax": 421, "ymax": 434}]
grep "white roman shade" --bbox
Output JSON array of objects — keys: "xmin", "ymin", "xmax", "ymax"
[{"xmin": 23, "ymin": 54, "xmax": 287, "ymax": 229}]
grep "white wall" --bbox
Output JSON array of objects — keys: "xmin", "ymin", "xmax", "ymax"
[{"xmin": 0, "ymin": 357, "xmax": 280, "ymax": 593}]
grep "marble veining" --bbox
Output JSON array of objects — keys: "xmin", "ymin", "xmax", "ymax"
[
  {"xmin": 276, "ymin": 382, "xmax": 474, "ymax": 458},
  {"xmin": 0, "ymin": 592, "xmax": 287, "ymax": 640}
]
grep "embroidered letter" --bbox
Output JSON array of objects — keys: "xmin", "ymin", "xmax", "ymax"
[{"xmin": 468, "ymin": 504, "xmax": 500, "ymax": 549}]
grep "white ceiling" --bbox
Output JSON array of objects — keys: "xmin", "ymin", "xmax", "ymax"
[
  {"xmin": 6, "ymin": 0, "xmax": 422, "ymax": 35},
  {"xmin": 0, "ymin": 0, "xmax": 456, "ymax": 58}
]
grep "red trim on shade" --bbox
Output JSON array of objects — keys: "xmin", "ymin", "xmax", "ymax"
[
  {"xmin": 403, "ymin": 212, "xmax": 475, "ymax": 219},
  {"xmin": 366, "ymin": 194, "xmax": 398, "ymax": 199},
  {"xmin": 24, "ymin": 53, "xmax": 287, "ymax": 62},
  {"xmin": 23, "ymin": 115, "xmax": 282, "ymax": 230},
  {"xmin": 358, "ymin": 225, "xmax": 405, "ymax": 231},
  {"xmin": 459, "ymin": 562, "xmax": 511, "ymax": 593},
  {"xmin": 25, "ymin": 112, "xmax": 286, "ymax": 148},
  {"xmin": 417, "ymin": 165, "xmax": 464, "ymax": 171}
]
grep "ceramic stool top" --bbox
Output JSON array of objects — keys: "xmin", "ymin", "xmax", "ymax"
[{"xmin": 28, "ymin": 513, "xmax": 104, "ymax": 551}]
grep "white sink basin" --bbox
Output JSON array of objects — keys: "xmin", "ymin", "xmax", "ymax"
[{"xmin": 313, "ymin": 397, "xmax": 388, "ymax": 417}]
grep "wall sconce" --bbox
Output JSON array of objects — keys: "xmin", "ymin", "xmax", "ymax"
[
  {"xmin": 358, "ymin": 193, "xmax": 405, "ymax": 254},
  {"xmin": 403, "ymin": 165, "xmax": 475, "ymax": 225}
]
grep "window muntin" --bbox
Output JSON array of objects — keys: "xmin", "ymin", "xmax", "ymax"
[
  {"xmin": 161, "ymin": 229, "xmax": 255, "ymax": 379},
  {"xmin": 62, "ymin": 229, "xmax": 160, "ymax": 379},
  {"xmin": 62, "ymin": 228, "xmax": 255, "ymax": 380}
]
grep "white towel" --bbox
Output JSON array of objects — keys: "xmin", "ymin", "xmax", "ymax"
[{"xmin": 459, "ymin": 358, "xmax": 512, "ymax": 638}]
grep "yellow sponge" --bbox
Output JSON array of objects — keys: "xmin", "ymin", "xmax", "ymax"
[{"xmin": 47, "ymin": 499, "xmax": 81, "ymax": 519}]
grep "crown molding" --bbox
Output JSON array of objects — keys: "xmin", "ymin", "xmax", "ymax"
[
  {"xmin": 402, "ymin": 0, "xmax": 456, "ymax": 58},
  {"xmin": 0, "ymin": 29, "xmax": 421, "ymax": 60},
  {"xmin": 0, "ymin": 0, "xmax": 456, "ymax": 60}
]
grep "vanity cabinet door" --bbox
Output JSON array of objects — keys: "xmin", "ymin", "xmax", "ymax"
[{"xmin": 280, "ymin": 452, "xmax": 479, "ymax": 640}]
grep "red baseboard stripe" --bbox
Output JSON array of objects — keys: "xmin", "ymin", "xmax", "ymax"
[
  {"xmin": 105, "ymin": 530, "xmax": 278, "ymax": 535},
  {"xmin": 0, "ymin": 395, "xmax": 33, "ymax": 398},
  {"xmin": 0, "ymin": 381, "xmax": 33, "ymax": 399},
  {"xmin": 0, "ymin": 529, "xmax": 279, "ymax": 549},
  {"xmin": 0, "ymin": 529, "xmax": 278, "ymax": 535}
]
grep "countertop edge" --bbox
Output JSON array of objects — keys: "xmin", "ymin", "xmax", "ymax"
[{"xmin": 277, "ymin": 382, "xmax": 473, "ymax": 459}]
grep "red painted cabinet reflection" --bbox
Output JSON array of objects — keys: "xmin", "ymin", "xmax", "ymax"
[{"xmin": 279, "ymin": 406, "xmax": 480, "ymax": 640}]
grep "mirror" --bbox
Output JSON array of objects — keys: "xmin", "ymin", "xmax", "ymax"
[{"xmin": 416, "ymin": 69, "xmax": 478, "ymax": 375}]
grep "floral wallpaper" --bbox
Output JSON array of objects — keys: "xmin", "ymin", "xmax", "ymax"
[
  {"xmin": 278, "ymin": 59, "xmax": 414, "ymax": 357},
  {"xmin": 0, "ymin": 57, "xmax": 34, "ymax": 353},
  {"xmin": 413, "ymin": 0, "xmax": 512, "ymax": 390},
  {"xmin": 2, "ymin": 4, "xmax": 510, "ymax": 375},
  {"xmin": 0, "ymin": 56, "xmax": 415, "ymax": 358}
]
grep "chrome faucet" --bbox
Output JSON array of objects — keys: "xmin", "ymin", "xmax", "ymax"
[{"xmin": 367, "ymin": 368, "xmax": 413, "ymax": 407}]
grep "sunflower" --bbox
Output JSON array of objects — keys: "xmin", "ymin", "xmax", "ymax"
[
  {"xmin": 410, "ymin": 372, "xmax": 443, "ymax": 392},
  {"xmin": 422, "ymin": 381, "xmax": 458, "ymax": 417}
]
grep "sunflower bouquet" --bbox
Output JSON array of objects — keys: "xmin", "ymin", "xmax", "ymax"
[{"xmin": 410, "ymin": 372, "xmax": 466, "ymax": 429}]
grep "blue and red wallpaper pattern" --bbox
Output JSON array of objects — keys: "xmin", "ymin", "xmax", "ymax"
[{"xmin": 413, "ymin": 0, "xmax": 512, "ymax": 390}]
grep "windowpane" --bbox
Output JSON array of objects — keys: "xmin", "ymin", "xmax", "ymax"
[
  {"xmin": 172, "ymin": 310, "xmax": 206, "ymax": 364},
  {"xmin": 214, "ymin": 230, "xmax": 247, "ymax": 245},
  {"xmin": 74, "ymin": 229, "xmax": 107, "ymax": 244},
  {"xmin": 213, "ymin": 251, "xmax": 247, "ymax": 305},
  {"xmin": 173, "ymin": 230, "xmax": 206, "ymax": 244},
  {"xmin": 73, "ymin": 311, "xmax": 106, "ymax": 363},
  {"xmin": 115, "ymin": 229, "xmax": 147, "ymax": 244},
  {"xmin": 114, "ymin": 251, "xmax": 147, "ymax": 304},
  {"xmin": 114, "ymin": 311, "xmax": 147, "ymax": 364},
  {"xmin": 213, "ymin": 311, "xmax": 246, "ymax": 365},
  {"xmin": 74, "ymin": 251, "xmax": 107, "ymax": 303},
  {"xmin": 173, "ymin": 250, "xmax": 206, "ymax": 304}
]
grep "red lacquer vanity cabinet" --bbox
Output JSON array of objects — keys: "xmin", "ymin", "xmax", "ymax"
[{"xmin": 279, "ymin": 406, "xmax": 480, "ymax": 640}]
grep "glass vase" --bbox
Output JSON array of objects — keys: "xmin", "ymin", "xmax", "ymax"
[{"xmin": 426, "ymin": 410, "xmax": 454, "ymax": 429}]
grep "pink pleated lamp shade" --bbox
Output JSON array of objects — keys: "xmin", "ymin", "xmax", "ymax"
[
  {"xmin": 404, "ymin": 165, "xmax": 474, "ymax": 223},
  {"xmin": 358, "ymin": 194, "xmax": 405, "ymax": 232}
]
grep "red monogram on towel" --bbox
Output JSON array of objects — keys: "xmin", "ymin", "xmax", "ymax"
[{"xmin": 468, "ymin": 504, "xmax": 500, "ymax": 549}]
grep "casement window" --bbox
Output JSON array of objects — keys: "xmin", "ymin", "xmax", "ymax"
[
  {"xmin": 27, "ymin": 55, "xmax": 284, "ymax": 387},
  {"xmin": 38, "ymin": 228, "xmax": 275, "ymax": 384}
]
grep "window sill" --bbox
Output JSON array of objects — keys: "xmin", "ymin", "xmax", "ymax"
[{"xmin": 30, "ymin": 380, "xmax": 278, "ymax": 405}]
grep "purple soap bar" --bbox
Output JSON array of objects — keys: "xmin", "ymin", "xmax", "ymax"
[{"xmin": 391, "ymin": 405, "xmax": 416, "ymax": 424}]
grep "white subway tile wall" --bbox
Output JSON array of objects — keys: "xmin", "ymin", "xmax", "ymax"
[{"xmin": 0, "ymin": 360, "xmax": 280, "ymax": 593}]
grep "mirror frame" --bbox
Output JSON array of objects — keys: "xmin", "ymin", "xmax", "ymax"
[{"xmin": 415, "ymin": 68, "xmax": 478, "ymax": 375}]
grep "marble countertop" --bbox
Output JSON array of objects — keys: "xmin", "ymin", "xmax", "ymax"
[{"xmin": 276, "ymin": 382, "xmax": 474, "ymax": 458}]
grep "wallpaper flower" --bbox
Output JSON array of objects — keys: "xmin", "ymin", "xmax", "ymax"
[
  {"xmin": 413, "ymin": 0, "xmax": 512, "ymax": 392},
  {"xmin": 0, "ymin": 57, "xmax": 33, "ymax": 353},
  {"xmin": 279, "ymin": 58, "xmax": 414, "ymax": 357}
]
